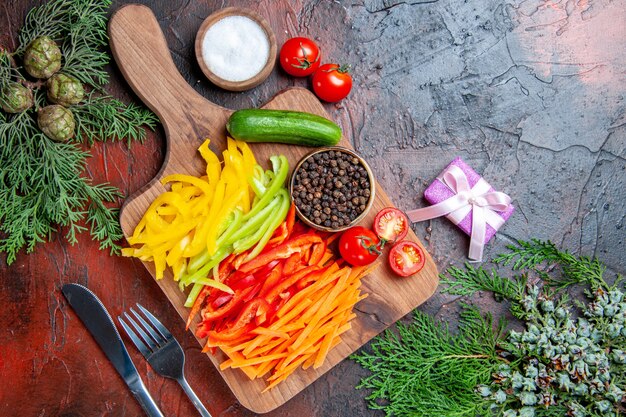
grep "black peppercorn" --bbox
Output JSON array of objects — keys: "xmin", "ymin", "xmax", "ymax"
[{"xmin": 293, "ymin": 149, "xmax": 373, "ymax": 230}]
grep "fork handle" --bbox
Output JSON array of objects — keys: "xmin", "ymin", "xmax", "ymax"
[
  {"xmin": 129, "ymin": 379, "xmax": 165, "ymax": 417},
  {"xmin": 177, "ymin": 377, "xmax": 212, "ymax": 417}
]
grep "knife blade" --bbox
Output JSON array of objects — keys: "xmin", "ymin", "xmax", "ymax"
[{"xmin": 62, "ymin": 283, "xmax": 164, "ymax": 417}]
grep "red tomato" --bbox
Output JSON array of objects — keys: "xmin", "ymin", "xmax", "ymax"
[
  {"xmin": 388, "ymin": 241, "xmax": 425, "ymax": 277},
  {"xmin": 373, "ymin": 207, "xmax": 410, "ymax": 243},
  {"xmin": 279, "ymin": 37, "xmax": 321, "ymax": 77},
  {"xmin": 338, "ymin": 226, "xmax": 381, "ymax": 266},
  {"xmin": 311, "ymin": 63, "xmax": 353, "ymax": 102}
]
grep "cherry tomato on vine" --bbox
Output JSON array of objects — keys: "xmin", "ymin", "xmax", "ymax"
[
  {"xmin": 279, "ymin": 37, "xmax": 321, "ymax": 77},
  {"xmin": 312, "ymin": 63, "xmax": 353, "ymax": 102},
  {"xmin": 373, "ymin": 207, "xmax": 410, "ymax": 244},
  {"xmin": 388, "ymin": 241, "xmax": 425, "ymax": 277},
  {"xmin": 338, "ymin": 226, "xmax": 381, "ymax": 266}
]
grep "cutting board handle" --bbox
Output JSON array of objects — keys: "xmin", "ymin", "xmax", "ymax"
[{"xmin": 108, "ymin": 4, "xmax": 225, "ymax": 129}]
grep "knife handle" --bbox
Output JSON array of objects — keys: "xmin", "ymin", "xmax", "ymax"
[{"xmin": 130, "ymin": 380, "xmax": 165, "ymax": 417}]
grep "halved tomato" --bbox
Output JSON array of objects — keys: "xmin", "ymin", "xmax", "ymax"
[
  {"xmin": 373, "ymin": 207, "xmax": 410, "ymax": 243},
  {"xmin": 388, "ymin": 241, "xmax": 425, "ymax": 277}
]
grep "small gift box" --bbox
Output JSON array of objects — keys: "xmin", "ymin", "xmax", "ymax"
[{"xmin": 406, "ymin": 157, "xmax": 514, "ymax": 261}]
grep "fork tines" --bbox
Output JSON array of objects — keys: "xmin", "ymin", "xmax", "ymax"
[{"xmin": 119, "ymin": 304, "xmax": 173, "ymax": 357}]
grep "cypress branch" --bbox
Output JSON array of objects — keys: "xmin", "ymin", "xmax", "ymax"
[{"xmin": 1, "ymin": 0, "xmax": 158, "ymax": 264}]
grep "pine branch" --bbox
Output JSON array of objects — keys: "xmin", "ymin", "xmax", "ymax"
[
  {"xmin": 352, "ymin": 307, "xmax": 504, "ymax": 417},
  {"xmin": 60, "ymin": 0, "xmax": 111, "ymax": 88},
  {"xmin": 72, "ymin": 96, "xmax": 159, "ymax": 146},
  {"xmin": 1, "ymin": 0, "xmax": 158, "ymax": 263},
  {"xmin": 0, "ymin": 51, "xmax": 19, "ymax": 89},
  {"xmin": 81, "ymin": 182, "xmax": 124, "ymax": 254},
  {"xmin": 441, "ymin": 263, "xmax": 526, "ymax": 302},
  {"xmin": 17, "ymin": 0, "xmax": 67, "ymax": 51},
  {"xmin": 17, "ymin": 0, "xmax": 112, "ymax": 88},
  {"xmin": 354, "ymin": 241, "xmax": 625, "ymax": 416},
  {"xmin": 494, "ymin": 239, "xmax": 606, "ymax": 290}
]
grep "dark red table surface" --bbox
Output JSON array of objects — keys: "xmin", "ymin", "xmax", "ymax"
[{"xmin": 1, "ymin": 1, "xmax": 624, "ymax": 416}]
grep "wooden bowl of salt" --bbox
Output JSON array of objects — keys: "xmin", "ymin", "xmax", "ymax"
[{"xmin": 195, "ymin": 7, "xmax": 277, "ymax": 91}]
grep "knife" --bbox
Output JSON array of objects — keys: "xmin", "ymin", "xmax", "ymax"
[{"xmin": 62, "ymin": 283, "xmax": 164, "ymax": 417}]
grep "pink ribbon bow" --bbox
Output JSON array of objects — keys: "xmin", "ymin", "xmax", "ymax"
[{"xmin": 405, "ymin": 165, "xmax": 511, "ymax": 262}]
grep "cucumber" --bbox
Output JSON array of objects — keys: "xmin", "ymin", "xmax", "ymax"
[{"xmin": 226, "ymin": 109, "xmax": 342, "ymax": 147}]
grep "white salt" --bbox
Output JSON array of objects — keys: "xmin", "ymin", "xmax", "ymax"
[{"xmin": 201, "ymin": 15, "xmax": 270, "ymax": 82}]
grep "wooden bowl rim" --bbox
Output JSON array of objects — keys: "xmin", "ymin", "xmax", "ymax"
[
  {"xmin": 289, "ymin": 146, "xmax": 377, "ymax": 233},
  {"xmin": 194, "ymin": 7, "xmax": 277, "ymax": 92}
]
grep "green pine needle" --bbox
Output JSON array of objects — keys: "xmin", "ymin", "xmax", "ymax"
[
  {"xmin": 0, "ymin": 52, "xmax": 18, "ymax": 90},
  {"xmin": 441, "ymin": 263, "xmax": 526, "ymax": 302},
  {"xmin": 17, "ymin": 0, "xmax": 68, "ymax": 50},
  {"xmin": 352, "ymin": 306, "xmax": 506, "ymax": 417},
  {"xmin": 84, "ymin": 186, "xmax": 124, "ymax": 253},
  {"xmin": 1, "ymin": 0, "xmax": 157, "ymax": 264},
  {"xmin": 353, "ymin": 241, "xmax": 625, "ymax": 416},
  {"xmin": 18, "ymin": 0, "xmax": 112, "ymax": 88},
  {"xmin": 72, "ymin": 95, "xmax": 159, "ymax": 146},
  {"xmin": 495, "ymin": 239, "xmax": 606, "ymax": 290}
]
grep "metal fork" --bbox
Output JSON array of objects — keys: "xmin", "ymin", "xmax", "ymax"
[{"xmin": 119, "ymin": 304, "xmax": 212, "ymax": 417}]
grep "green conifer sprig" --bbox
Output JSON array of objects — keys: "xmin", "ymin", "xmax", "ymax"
[
  {"xmin": 353, "ymin": 240, "xmax": 626, "ymax": 417},
  {"xmin": 353, "ymin": 305, "xmax": 506, "ymax": 417},
  {"xmin": 1, "ymin": 0, "xmax": 158, "ymax": 264},
  {"xmin": 494, "ymin": 239, "xmax": 607, "ymax": 290}
]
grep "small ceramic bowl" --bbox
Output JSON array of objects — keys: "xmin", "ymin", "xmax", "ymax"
[
  {"xmin": 290, "ymin": 147, "xmax": 376, "ymax": 233},
  {"xmin": 195, "ymin": 7, "xmax": 277, "ymax": 91}
]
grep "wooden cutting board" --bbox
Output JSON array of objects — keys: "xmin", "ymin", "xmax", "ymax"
[{"xmin": 109, "ymin": 4, "xmax": 438, "ymax": 413}]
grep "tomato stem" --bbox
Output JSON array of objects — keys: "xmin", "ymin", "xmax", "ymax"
[
  {"xmin": 290, "ymin": 42, "xmax": 319, "ymax": 70},
  {"xmin": 358, "ymin": 235, "xmax": 382, "ymax": 255},
  {"xmin": 323, "ymin": 64, "xmax": 351, "ymax": 74}
]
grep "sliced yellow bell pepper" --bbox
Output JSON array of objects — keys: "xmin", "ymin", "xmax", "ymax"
[
  {"xmin": 185, "ymin": 180, "xmax": 225, "ymax": 257},
  {"xmin": 161, "ymin": 174, "xmax": 212, "ymax": 196},
  {"xmin": 123, "ymin": 138, "xmax": 288, "ymax": 306},
  {"xmin": 198, "ymin": 139, "xmax": 221, "ymax": 185}
]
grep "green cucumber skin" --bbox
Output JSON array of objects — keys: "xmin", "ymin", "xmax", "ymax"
[{"xmin": 226, "ymin": 109, "xmax": 342, "ymax": 147}]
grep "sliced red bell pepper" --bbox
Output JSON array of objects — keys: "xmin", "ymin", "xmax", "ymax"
[
  {"xmin": 290, "ymin": 220, "xmax": 309, "ymax": 237},
  {"xmin": 187, "ymin": 285, "xmax": 211, "ymax": 330},
  {"xmin": 211, "ymin": 293, "xmax": 233, "ymax": 309},
  {"xmin": 227, "ymin": 260, "xmax": 281, "ymax": 294},
  {"xmin": 252, "ymin": 259, "xmax": 281, "ymax": 280},
  {"xmin": 238, "ymin": 233, "xmax": 323, "ymax": 274},
  {"xmin": 231, "ymin": 252, "xmax": 249, "ymax": 270},
  {"xmin": 190, "ymin": 252, "xmax": 240, "ymax": 329},
  {"xmin": 196, "ymin": 321, "xmax": 211, "ymax": 339},
  {"xmin": 229, "ymin": 273, "xmax": 257, "ymax": 291},
  {"xmin": 242, "ymin": 283, "xmax": 263, "ymax": 303},
  {"xmin": 229, "ymin": 298, "xmax": 270, "ymax": 332},
  {"xmin": 265, "ymin": 265, "xmax": 321, "ymax": 304},
  {"xmin": 283, "ymin": 251, "xmax": 305, "ymax": 276},
  {"xmin": 285, "ymin": 203, "xmax": 296, "ymax": 235},
  {"xmin": 207, "ymin": 322, "xmax": 256, "ymax": 344},
  {"xmin": 259, "ymin": 263, "xmax": 284, "ymax": 298},
  {"xmin": 266, "ymin": 222, "xmax": 288, "ymax": 248},
  {"xmin": 199, "ymin": 285, "xmax": 255, "ymax": 324},
  {"xmin": 266, "ymin": 203, "xmax": 297, "ymax": 248},
  {"xmin": 219, "ymin": 253, "xmax": 237, "ymax": 275},
  {"xmin": 213, "ymin": 316, "xmax": 228, "ymax": 334},
  {"xmin": 265, "ymin": 289, "xmax": 295, "ymax": 323}
]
